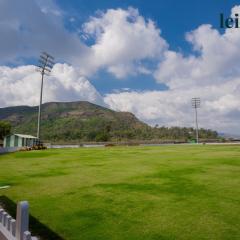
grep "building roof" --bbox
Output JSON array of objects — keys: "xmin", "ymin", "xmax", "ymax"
[{"xmin": 11, "ymin": 134, "xmax": 38, "ymax": 139}]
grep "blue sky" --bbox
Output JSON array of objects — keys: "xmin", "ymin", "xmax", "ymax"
[
  {"xmin": 1, "ymin": 0, "xmax": 240, "ymax": 134},
  {"xmin": 55, "ymin": 0, "xmax": 239, "ymax": 94},
  {"xmin": 56, "ymin": 0, "xmax": 238, "ymax": 50}
]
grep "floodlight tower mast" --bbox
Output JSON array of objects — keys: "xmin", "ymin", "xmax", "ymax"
[
  {"xmin": 36, "ymin": 52, "xmax": 54, "ymax": 139},
  {"xmin": 191, "ymin": 97, "xmax": 201, "ymax": 144}
]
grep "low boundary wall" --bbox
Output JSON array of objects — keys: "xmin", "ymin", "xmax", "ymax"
[{"xmin": 0, "ymin": 148, "xmax": 20, "ymax": 154}]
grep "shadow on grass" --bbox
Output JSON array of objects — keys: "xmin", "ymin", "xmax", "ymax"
[{"xmin": 0, "ymin": 195, "xmax": 64, "ymax": 240}]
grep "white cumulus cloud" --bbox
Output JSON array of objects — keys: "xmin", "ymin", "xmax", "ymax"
[
  {"xmin": 0, "ymin": 0, "xmax": 90, "ymax": 65},
  {"xmin": 0, "ymin": 64, "xmax": 103, "ymax": 107},
  {"xmin": 154, "ymin": 21, "xmax": 240, "ymax": 88},
  {"xmin": 0, "ymin": 2, "xmax": 167, "ymax": 79},
  {"xmin": 82, "ymin": 7, "xmax": 167, "ymax": 78},
  {"xmin": 104, "ymin": 5, "xmax": 240, "ymax": 134},
  {"xmin": 104, "ymin": 79, "xmax": 240, "ymax": 134}
]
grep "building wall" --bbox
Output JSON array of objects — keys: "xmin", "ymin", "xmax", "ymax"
[
  {"xmin": 5, "ymin": 135, "xmax": 15, "ymax": 147},
  {"xmin": 4, "ymin": 135, "xmax": 38, "ymax": 148},
  {"xmin": 4, "ymin": 135, "xmax": 20, "ymax": 147},
  {"xmin": 18, "ymin": 136, "xmax": 23, "ymax": 147}
]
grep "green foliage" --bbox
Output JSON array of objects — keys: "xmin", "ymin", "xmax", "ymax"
[
  {"xmin": 0, "ymin": 120, "xmax": 11, "ymax": 140},
  {"xmin": 95, "ymin": 132, "xmax": 110, "ymax": 142}
]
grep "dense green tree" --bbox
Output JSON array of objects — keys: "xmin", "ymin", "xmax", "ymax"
[
  {"xmin": 0, "ymin": 121, "xmax": 11, "ymax": 140},
  {"xmin": 95, "ymin": 132, "xmax": 110, "ymax": 142}
]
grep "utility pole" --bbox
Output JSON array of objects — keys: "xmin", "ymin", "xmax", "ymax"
[
  {"xmin": 191, "ymin": 97, "xmax": 200, "ymax": 144},
  {"xmin": 36, "ymin": 52, "xmax": 54, "ymax": 139}
]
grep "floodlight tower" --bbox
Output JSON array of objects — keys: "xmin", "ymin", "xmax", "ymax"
[
  {"xmin": 191, "ymin": 97, "xmax": 200, "ymax": 144},
  {"xmin": 36, "ymin": 52, "xmax": 54, "ymax": 139}
]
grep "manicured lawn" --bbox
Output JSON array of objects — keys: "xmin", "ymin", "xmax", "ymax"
[{"xmin": 0, "ymin": 145, "xmax": 240, "ymax": 240}]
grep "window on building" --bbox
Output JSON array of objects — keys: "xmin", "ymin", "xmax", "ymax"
[
  {"xmin": 14, "ymin": 135, "xmax": 19, "ymax": 147},
  {"xmin": 6, "ymin": 136, "xmax": 11, "ymax": 147}
]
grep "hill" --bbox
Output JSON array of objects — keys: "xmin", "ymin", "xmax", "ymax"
[
  {"xmin": 0, "ymin": 101, "xmax": 148, "ymax": 142},
  {"xmin": 0, "ymin": 101, "xmax": 218, "ymax": 142}
]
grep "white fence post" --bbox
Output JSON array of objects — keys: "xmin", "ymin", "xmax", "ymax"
[
  {"xmin": 16, "ymin": 201, "xmax": 29, "ymax": 240},
  {"xmin": 10, "ymin": 219, "xmax": 16, "ymax": 236},
  {"xmin": 23, "ymin": 231, "xmax": 31, "ymax": 240},
  {"xmin": 3, "ymin": 211, "xmax": 8, "ymax": 227}
]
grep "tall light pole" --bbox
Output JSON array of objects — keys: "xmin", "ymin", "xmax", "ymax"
[
  {"xmin": 36, "ymin": 52, "xmax": 54, "ymax": 139},
  {"xmin": 191, "ymin": 97, "xmax": 200, "ymax": 144}
]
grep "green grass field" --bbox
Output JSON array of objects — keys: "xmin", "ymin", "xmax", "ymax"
[{"xmin": 0, "ymin": 145, "xmax": 240, "ymax": 240}]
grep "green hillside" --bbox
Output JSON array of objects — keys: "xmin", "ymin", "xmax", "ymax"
[{"xmin": 0, "ymin": 101, "xmax": 218, "ymax": 142}]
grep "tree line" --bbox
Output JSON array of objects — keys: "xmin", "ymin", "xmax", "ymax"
[{"xmin": 0, "ymin": 119, "xmax": 219, "ymax": 143}]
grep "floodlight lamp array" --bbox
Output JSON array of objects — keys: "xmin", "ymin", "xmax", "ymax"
[
  {"xmin": 36, "ymin": 52, "xmax": 54, "ymax": 75},
  {"xmin": 191, "ymin": 97, "xmax": 201, "ymax": 108}
]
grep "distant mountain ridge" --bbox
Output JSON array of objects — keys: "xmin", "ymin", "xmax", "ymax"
[
  {"xmin": 219, "ymin": 132, "xmax": 240, "ymax": 139},
  {"xmin": 0, "ymin": 101, "xmax": 219, "ymax": 142},
  {"xmin": 0, "ymin": 101, "xmax": 147, "ymax": 141}
]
